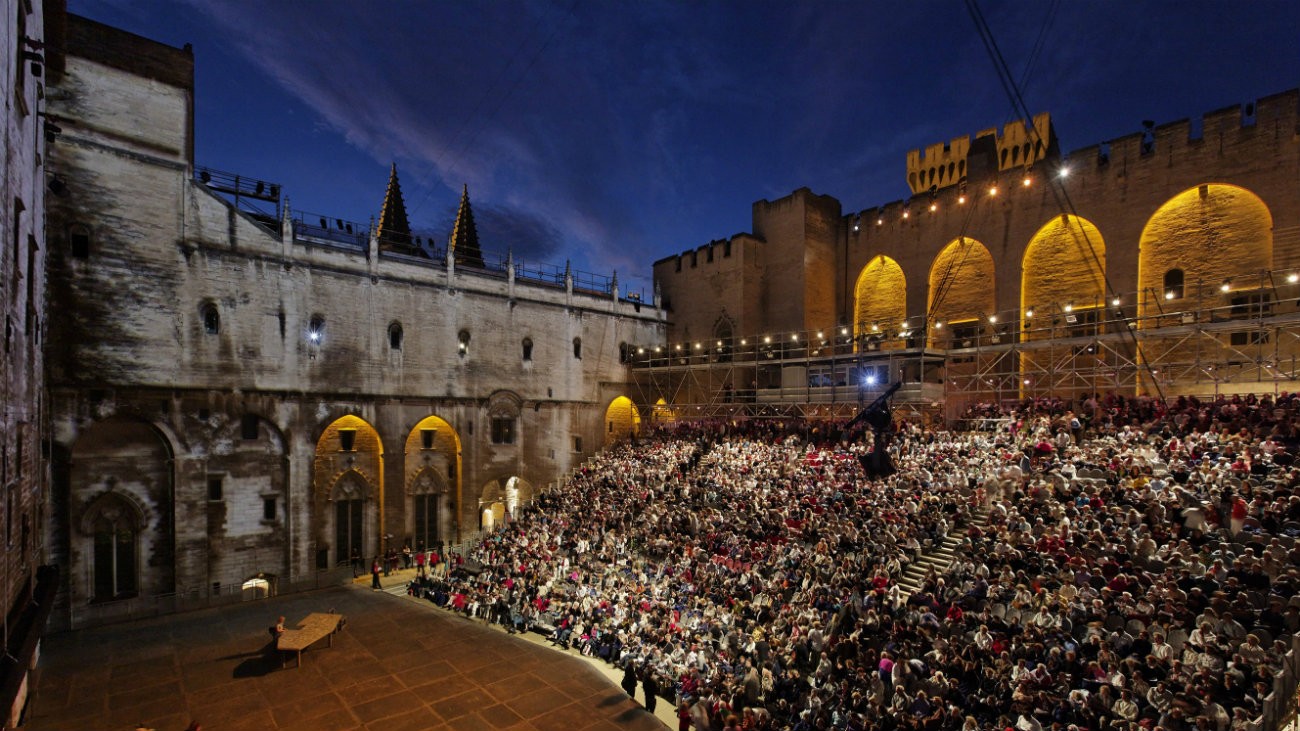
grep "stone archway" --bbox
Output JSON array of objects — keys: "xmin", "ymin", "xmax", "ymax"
[
  {"xmin": 853, "ymin": 255, "xmax": 907, "ymax": 349},
  {"xmin": 313, "ymin": 415, "xmax": 384, "ymax": 568},
  {"xmin": 404, "ymin": 415, "xmax": 461, "ymax": 549},
  {"xmin": 478, "ymin": 475, "xmax": 535, "ymax": 531},
  {"xmin": 69, "ymin": 417, "xmax": 176, "ymax": 612},
  {"xmin": 603, "ymin": 396, "xmax": 641, "ymax": 446},
  {"xmin": 928, "ymin": 236, "xmax": 995, "ymax": 347}
]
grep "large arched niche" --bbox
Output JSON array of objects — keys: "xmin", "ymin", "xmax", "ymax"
[
  {"xmin": 604, "ymin": 396, "xmax": 641, "ymax": 446},
  {"xmin": 853, "ymin": 255, "xmax": 907, "ymax": 349},
  {"xmin": 69, "ymin": 417, "xmax": 178, "ymax": 605},
  {"xmin": 312, "ymin": 415, "xmax": 384, "ymax": 568},
  {"xmin": 927, "ymin": 237, "xmax": 995, "ymax": 347},
  {"xmin": 403, "ymin": 415, "xmax": 461, "ymax": 550},
  {"xmin": 1021, "ymin": 214, "xmax": 1107, "ymax": 340},
  {"xmin": 1137, "ymin": 184, "xmax": 1272, "ymax": 321}
]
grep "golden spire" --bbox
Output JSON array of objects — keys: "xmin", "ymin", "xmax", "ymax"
[
  {"xmin": 449, "ymin": 183, "xmax": 484, "ymax": 268},
  {"xmin": 377, "ymin": 163, "xmax": 419, "ymax": 255}
]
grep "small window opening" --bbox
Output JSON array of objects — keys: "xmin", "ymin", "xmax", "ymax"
[
  {"xmin": 458, "ymin": 329, "xmax": 470, "ymax": 357},
  {"xmin": 389, "ymin": 322, "xmax": 403, "ymax": 350},
  {"xmin": 338, "ymin": 428, "xmax": 357, "ymax": 452},
  {"xmin": 70, "ymin": 226, "xmax": 90, "ymax": 259},
  {"xmin": 262, "ymin": 497, "xmax": 277, "ymax": 522},
  {"xmin": 421, "ymin": 428, "xmax": 436, "ymax": 450},
  {"xmin": 207, "ymin": 476, "xmax": 224, "ymax": 501},
  {"xmin": 240, "ymin": 414, "xmax": 259, "ymax": 440},
  {"xmin": 522, "ymin": 337, "xmax": 533, "ymax": 361},
  {"xmin": 572, "ymin": 337, "xmax": 582, "ymax": 359}
]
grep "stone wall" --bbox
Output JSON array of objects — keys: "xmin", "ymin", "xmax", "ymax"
[{"xmin": 42, "ymin": 14, "xmax": 665, "ymax": 630}]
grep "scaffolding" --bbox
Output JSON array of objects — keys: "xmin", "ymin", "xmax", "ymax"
[{"xmin": 631, "ymin": 266, "xmax": 1300, "ymax": 425}]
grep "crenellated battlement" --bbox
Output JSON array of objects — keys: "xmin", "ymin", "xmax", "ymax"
[
  {"xmin": 1062, "ymin": 89, "xmax": 1299, "ymax": 166},
  {"xmin": 907, "ymin": 113, "xmax": 1054, "ymax": 195}
]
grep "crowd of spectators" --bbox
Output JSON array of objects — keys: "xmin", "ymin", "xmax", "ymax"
[{"xmin": 408, "ymin": 392, "xmax": 1300, "ymax": 731}]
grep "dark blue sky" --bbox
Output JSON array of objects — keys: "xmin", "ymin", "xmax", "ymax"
[{"xmin": 73, "ymin": 1, "xmax": 1299, "ymax": 296}]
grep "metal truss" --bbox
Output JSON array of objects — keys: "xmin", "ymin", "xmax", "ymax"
[{"xmin": 632, "ymin": 268, "xmax": 1300, "ymax": 424}]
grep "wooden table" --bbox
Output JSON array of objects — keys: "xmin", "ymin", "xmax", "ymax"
[{"xmin": 277, "ymin": 612, "xmax": 344, "ymax": 668}]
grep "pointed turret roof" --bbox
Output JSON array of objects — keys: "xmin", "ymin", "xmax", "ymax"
[
  {"xmin": 449, "ymin": 184, "xmax": 485, "ymax": 268},
  {"xmin": 377, "ymin": 163, "xmax": 421, "ymax": 255}
]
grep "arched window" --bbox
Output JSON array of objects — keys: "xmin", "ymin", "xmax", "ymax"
[
  {"xmin": 521, "ymin": 337, "xmax": 533, "ymax": 361},
  {"xmin": 308, "ymin": 314, "xmax": 325, "ymax": 344},
  {"xmin": 388, "ymin": 322, "xmax": 403, "ymax": 350},
  {"xmin": 86, "ymin": 495, "xmax": 141, "ymax": 601},
  {"xmin": 201, "ymin": 303, "xmax": 220, "ymax": 335},
  {"xmin": 458, "ymin": 329, "xmax": 470, "ymax": 357},
  {"xmin": 1163, "ymin": 268, "xmax": 1185, "ymax": 300},
  {"xmin": 572, "ymin": 337, "xmax": 582, "ymax": 359}
]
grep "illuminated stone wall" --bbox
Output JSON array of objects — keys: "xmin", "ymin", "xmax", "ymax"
[
  {"xmin": 603, "ymin": 396, "xmax": 641, "ymax": 445},
  {"xmin": 853, "ymin": 256, "xmax": 908, "ymax": 348},
  {"xmin": 655, "ymin": 91, "xmax": 1300, "ymax": 403},
  {"xmin": 42, "ymin": 15, "xmax": 666, "ymax": 630},
  {"xmin": 928, "ymin": 237, "xmax": 996, "ymax": 346}
]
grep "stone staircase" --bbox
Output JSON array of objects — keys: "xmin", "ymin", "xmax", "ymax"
[{"xmin": 894, "ymin": 506, "xmax": 988, "ymax": 597}]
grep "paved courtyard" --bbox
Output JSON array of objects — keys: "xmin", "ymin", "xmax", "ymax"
[{"xmin": 25, "ymin": 584, "xmax": 670, "ymax": 731}]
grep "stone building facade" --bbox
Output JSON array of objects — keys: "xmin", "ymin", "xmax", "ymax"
[
  {"xmin": 41, "ymin": 15, "xmax": 663, "ymax": 630},
  {"xmin": 651, "ymin": 93, "xmax": 1300, "ymax": 414},
  {"xmin": 1, "ymin": 0, "xmax": 60, "ymax": 721}
]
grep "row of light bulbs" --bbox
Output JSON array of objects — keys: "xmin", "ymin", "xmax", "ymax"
[{"xmin": 852, "ymin": 171, "xmax": 1057, "ymax": 231}]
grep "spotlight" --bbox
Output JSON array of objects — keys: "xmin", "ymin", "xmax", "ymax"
[
  {"xmin": 958, "ymin": 195, "xmax": 966, "ymax": 204},
  {"xmin": 839, "ymin": 327, "xmax": 848, "ymax": 335},
  {"xmin": 988, "ymin": 186, "xmax": 998, "ymax": 196},
  {"xmin": 1022, "ymin": 176, "xmax": 1032, "ymax": 187},
  {"xmin": 1220, "ymin": 279, "xmax": 1231, "ymax": 293},
  {"xmin": 1111, "ymin": 297, "xmax": 1121, "ymax": 306},
  {"xmin": 763, "ymin": 336, "xmax": 771, "ymax": 343},
  {"xmin": 1063, "ymin": 304, "xmax": 1074, "ymax": 313},
  {"xmin": 791, "ymin": 334, "xmax": 798, "ymax": 341},
  {"xmin": 929, "ymin": 203, "xmax": 937, "ymax": 212},
  {"xmin": 1058, "ymin": 166, "xmax": 1070, "ymax": 179},
  {"xmin": 1025, "ymin": 309, "xmax": 1034, "ymax": 318},
  {"xmin": 1289, "ymin": 273, "xmax": 1299, "ymax": 283},
  {"xmin": 934, "ymin": 322, "xmax": 943, "ymax": 329},
  {"xmin": 864, "ymin": 374, "xmax": 877, "ymax": 386},
  {"xmin": 1165, "ymin": 290, "xmax": 1175, "ymax": 300},
  {"xmin": 988, "ymin": 315, "xmax": 998, "ymax": 323},
  {"xmin": 877, "ymin": 218, "xmax": 883, "ymax": 225}
]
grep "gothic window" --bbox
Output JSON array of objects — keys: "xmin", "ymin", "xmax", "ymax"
[
  {"xmin": 521, "ymin": 337, "xmax": 533, "ymax": 361},
  {"xmin": 200, "ymin": 303, "xmax": 219, "ymax": 335},
  {"xmin": 572, "ymin": 337, "xmax": 582, "ymax": 359},
  {"xmin": 86, "ymin": 494, "xmax": 142, "ymax": 602},
  {"xmin": 388, "ymin": 322, "xmax": 403, "ymax": 350},
  {"xmin": 1163, "ymin": 269, "xmax": 1185, "ymax": 300},
  {"xmin": 491, "ymin": 417, "xmax": 515, "ymax": 445}
]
